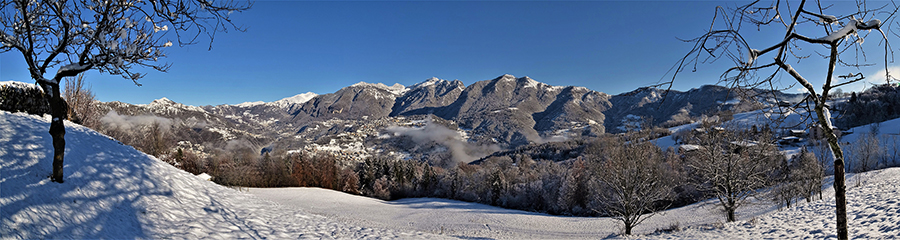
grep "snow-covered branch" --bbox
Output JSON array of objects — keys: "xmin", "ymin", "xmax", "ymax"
[
  {"xmin": 820, "ymin": 19, "xmax": 881, "ymax": 42},
  {"xmin": 2, "ymin": 0, "xmax": 250, "ymax": 84},
  {"xmin": 56, "ymin": 62, "xmax": 92, "ymax": 78}
]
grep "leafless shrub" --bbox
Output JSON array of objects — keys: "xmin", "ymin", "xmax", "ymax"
[{"xmin": 63, "ymin": 73, "xmax": 99, "ymax": 128}]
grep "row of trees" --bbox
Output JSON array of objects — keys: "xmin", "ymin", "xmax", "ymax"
[
  {"xmin": 148, "ymin": 124, "xmax": 833, "ymax": 236},
  {"xmin": 839, "ymin": 84, "xmax": 900, "ymax": 129}
]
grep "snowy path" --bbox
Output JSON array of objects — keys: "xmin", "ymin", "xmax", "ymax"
[{"xmin": 0, "ymin": 111, "xmax": 439, "ymax": 239}]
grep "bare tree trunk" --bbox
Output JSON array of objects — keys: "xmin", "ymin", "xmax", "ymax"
[
  {"xmin": 816, "ymin": 106, "xmax": 848, "ymax": 239},
  {"xmin": 726, "ymin": 206, "xmax": 736, "ymax": 222},
  {"xmin": 820, "ymin": 42, "xmax": 849, "ymax": 240},
  {"xmin": 42, "ymin": 82, "xmax": 68, "ymax": 183}
]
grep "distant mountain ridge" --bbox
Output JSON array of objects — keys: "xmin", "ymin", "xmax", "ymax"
[{"xmin": 4, "ymin": 75, "xmax": 799, "ymax": 161}]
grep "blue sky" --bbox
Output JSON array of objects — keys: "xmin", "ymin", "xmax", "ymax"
[{"xmin": 1, "ymin": 0, "xmax": 896, "ymax": 106}]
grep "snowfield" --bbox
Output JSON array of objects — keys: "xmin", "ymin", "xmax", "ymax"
[
  {"xmin": 2, "ymin": 110, "xmax": 899, "ymax": 239},
  {"xmin": 0, "ymin": 111, "xmax": 438, "ymax": 239},
  {"xmin": 657, "ymin": 167, "xmax": 900, "ymax": 239}
]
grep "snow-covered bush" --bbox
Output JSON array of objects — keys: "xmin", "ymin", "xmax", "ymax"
[{"xmin": 0, "ymin": 81, "xmax": 50, "ymax": 115}]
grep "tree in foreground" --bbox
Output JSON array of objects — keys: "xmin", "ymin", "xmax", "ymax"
[
  {"xmin": 670, "ymin": 1, "xmax": 897, "ymax": 238},
  {"xmin": 591, "ymin": 136, "xmax": 674, "ymax": 235},
  {"xmin": 684, "ymin": 126, "xmax": 781, "ymax": 222},
  {"xmin": 1, "ymin": 0, "xmax": 250, "ymax": 183}
]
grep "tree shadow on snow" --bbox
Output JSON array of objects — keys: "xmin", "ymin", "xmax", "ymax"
[
  {"xmin": 386, "ymin": 197, "xmax": 550, "ymax": 217},
  {"xmin": 0, "ymin": 113, "xmax": 173, "ymax": 239}
]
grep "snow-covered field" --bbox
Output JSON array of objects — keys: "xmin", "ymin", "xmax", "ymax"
[
  {"xmin": 249, "ymin": 187, "xmax": 777, "ymax": 239},
  {"xmin": 0, "ymin": 111, "xmax": 437, "ymax": 239},
  {"xmin": 2, "ymin": 110, "xmax": 899, "ymax": 239},
  {"xmin": 659, "ymin": 168, "xmax": 900, "ymax": 239}
]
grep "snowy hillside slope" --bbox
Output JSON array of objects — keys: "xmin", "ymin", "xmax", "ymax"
[
  {"xmin": 655, "ymin": 105, "xmax": 900, "ymax": 167},
  {"xmin": 656, "ymin": 168, "xmax": 900, "ymax": 239},
  {"xmin": 250, "ymin": 167, "xmax": 900, "ymax": 239},
  {"xmin": 0, "ymin": 111, "xmax": 439, "ymax": 239}
]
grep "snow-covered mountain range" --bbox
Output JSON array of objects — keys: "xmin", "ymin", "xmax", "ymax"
[{"xmin": 2, "ymin": 75, "xmax": 801, "ymax": 162}]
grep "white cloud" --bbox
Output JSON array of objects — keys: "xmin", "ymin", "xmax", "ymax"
[
  {"xmin": 869, "ymin": 65, "xmax": 900, "ymax": 85},
  {"xmin": 835, "ymin": 66, "xmax": 900, "ymax": 93}
]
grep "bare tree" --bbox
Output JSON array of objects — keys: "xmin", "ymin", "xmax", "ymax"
[
  {"xmin": 795, "ymin": 147, "xmax": 825, "ymax": 203},
  {"xmin": 63, "ymin": 73, "xmax": 98, "ymax": 128},
  {"xmin": 849, "ymin": 130, "xmax": 882, "ymax": 173},
  {"xmin": 772, "ymin": 146, "xmax": 826, "ymax": 209},
  {"xmin": 592, "ymin": 136, "xmax": 673, "ymax": 235},
  {"xmin": 1, "ymin": 0, "xmax": 250, "ymax": 183},
  {"xmin": 145, "ymin": 118, "xmax": 171, "ymax": 157},
  {"xmin": 685, "ymin": 126, "xmax": 781, "ymax": 222},
  {"xmin": 670, "ymin": 1, "xmax": 897, "ymax": 238}
]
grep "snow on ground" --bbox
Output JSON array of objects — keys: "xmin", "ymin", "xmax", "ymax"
[
  {"xmin": 0, "ymin": 111, "xmax": 438, "ymax": 239},
  {"xmin": 3, "ymin": 110, "xmax": 898, "ymax": 239},
  {"xmin": 841, "ymin": 117, "xmax": 900, "ymax": 143},
  {"xmin": 252, "ymin": 168, "xmax": 898, "ymax": 239},
  {"xmin": 250, "ymin": 187, "xmax": 778, "ymax": 239},
  {"xmin": 655, "ymin": 168, "xmax": 900, "ymax": 239}
]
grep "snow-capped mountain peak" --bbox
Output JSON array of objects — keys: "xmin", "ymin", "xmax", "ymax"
[
  {"xmin": 150, "ymin": 97, "xmax": 176, "ymax": 106},
  {"xmin": 234, "ymin": 101, "xmax": 265, "ymax": 108},
  {"xmin": 518, "ymin": 76, "xmax": 541, "ymax": 89},
  {"xmin": 272, "ymin": 92, "xmax": 318, "ymax": 108},
  {"xmin": 351, "ymin": 81, "xmax": 408, "ymax": 96},
  {"xmin": 144, "ymin": 97, "xmax": 207, "ymax": 113},
  {"xmin": 410, "ymin": 77, "xmax": 443, "ymax": 89},
  {"xmin": 229, "ymin": 92, "xmax": 318, "ymax": 109},
  {"xmin": 497, "ymin": 74, "xmax": 516, "ymax": 81}
]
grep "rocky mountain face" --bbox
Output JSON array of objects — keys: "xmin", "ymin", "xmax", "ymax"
[
  {"xmin": 391, "ymin": 77, "xmax": 465, "ymax": 116},
  {"xmin": 427, "ymin": 74, "xmax": 609, "ymax": 146},
  {"xmin": 291, "ymin": 82, "xmax": 406, "ymax": 122},
  {"xmin": 604, "ymin": 85, "xmax": 801, "ymax": 132},
  {"xmin": 280, "ymin": 75, "xmax": 612, "ymax": 148},
  {"xmin": 4, "ymin": 75, "xmax": 794, "ymax": 163}
]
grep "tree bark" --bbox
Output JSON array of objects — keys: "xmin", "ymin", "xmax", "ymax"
[
  {"xmin": 43, "ymin": 82, "xmax": 68, "ymax": 183},
  {"xmin": 815, "ymin": 105, "xmax": 848, "ymax": 240},
  {"xmin": 726, "ymin": 207, "xmax": 736, "ymax": 222},
  {"xmin": 821, "ymin": 41, "xmax": 849, "ymax": 240},
  {"xmin": 624, "ymin": 223, "xmax": 633, "ymax": 235}
]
